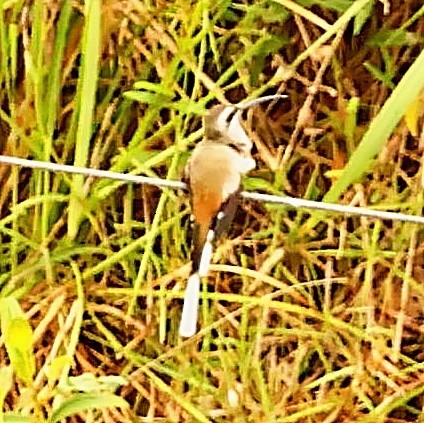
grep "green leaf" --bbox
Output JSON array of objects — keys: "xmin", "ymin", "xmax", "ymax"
[
  {"xmin": 67, "ymin": 0, "xmax": 102, "ymax": 239},
  {"xmin": 0, "ymin": 298, "xmax": 35, "ymax": 386},
  {"xmin": 244, "ymin": 177, "xmax": 278, "ymax": 193},
  {"xmin": 367, "ymin": 28, "xmax": 420, "ymax": 47},
  {"xmin": 3, "ymin": 414, "xmax": 31, "ymax": 423},
  {"xmin": 363, "ymin": 62, "xmax": 395, "ymax": 89},
  {"xmin": 132, "ymin": 81, "xmax": 174, "ymax": 96},
  {"xmin": 171, "ymin": 99, "xmax": 206, "ymax": 115},
  {"xmin": 250, "ymin": 35, "xmax": 288, "ymax": 85},
  {"xmin": 345, "ymin": 97, "xmax": 360, "ymax": 153},
  {"xmin": 353, "ymin": 0, "xmax": 375, "ymax": 35},
  {"xmin": 6, "ymin": 318, "xmax": 35, "ymax": 385},
  {"xmin": 123, "ymin": 90, "xmax": 170, "ymax": 105},
  {"xmin": 263, "ymin": 2, "xmax": 291, "ymax": 23},
  {"xmin": 48, "ymin": 393, "xmax": 128, "ymax": 423},
  {"xmin": 306, "ymin": 0, "xmax": 352, "ymax": 13},
  {"xmin": 46, "ymin": 356, "xmax": 72, "ymax": 386},
  {"xmin": 62, "ymin": 373, "xmax": 127, "ymax": 393},
  {"xmin": 405, "ymin": 96, "xmax": 421, "ymax": 137},
  {"xmin": 242, "ymin": 1, "xmax": 290, "ymax": 26},
  {"xmin": 97, "ymin": 375, "xmax": 128, "ymax": 390},
  {"xmin": 0, "ymin": 297, "xmax": 22, "ymax": 322},
  {"xmin": 124, "ymin": 91, "xmax": 205, "ymax": 115},
  {"xmin": 8, "ymin": 318, "xmax": 33, "ymax": 351}
]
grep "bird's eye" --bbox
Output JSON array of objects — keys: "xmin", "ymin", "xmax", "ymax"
[{"xmin": 227, "ymin": 143, "xmax": 243, "ymax": 153}]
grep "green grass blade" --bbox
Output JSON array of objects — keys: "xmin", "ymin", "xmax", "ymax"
[
  {"xmin": 67, "ymin": 0, "xmax": 101, "ymax": 239},
  {"xmin": 48, "ymin": 393, "xmax": 128, "ymax": 423},
  {"xmin": 3, "ymin": 414, "xmax": 31, "ymax": 423},
  {"xmin": 44, "ymin": 0, "xmax": 72, "ymax": 139},
  {"xmin": 0, "ymin": 298, "xmax": 36, "ymax": 386}
]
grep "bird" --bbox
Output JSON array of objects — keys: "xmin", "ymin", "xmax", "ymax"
[{"xmin": 179, "ymin": 94, "xmax": 286, "ymax": 337}]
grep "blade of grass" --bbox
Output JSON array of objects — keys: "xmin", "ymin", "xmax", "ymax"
[
  {"xmin": 68, "ymin": 0, "xmax": 101, "ymax": 239},
  {"xmin": 48, "ymin": 393, "xmax": 128, "ymax": 423},
  {"xmin": 358, "ymin": 383, "xmax": 424, "ymax": 423},
  {"xmin": 44, "ymin": 0, "xmax": 72, "ymax": 139},
  {"xmin": 57, "ymin": 261, "xmax": 84, "ymax": 389},
  {"xmin": 41, "ymin": 0, "xmax": 72, "ymax": 240}
]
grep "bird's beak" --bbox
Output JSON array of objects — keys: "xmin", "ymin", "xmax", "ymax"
[{"xmin": 236, "ymin": 94, "xmax": 287, "ymax": 110}]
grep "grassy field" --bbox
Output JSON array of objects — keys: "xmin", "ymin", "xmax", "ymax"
[{"xmin": 1, "ymin": 0, "xmax": 424, "ymax": 421}]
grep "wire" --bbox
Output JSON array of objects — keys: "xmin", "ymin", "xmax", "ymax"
[
  {"xmin": 0, "ymin": 154, "xmax": 423, "ymax": 225},
  {"xmin": 0, "ymin": 155, "xmax": 186, "ymax": 190},
  {"xmin": 241, "ymin": 191, "xmax": 424, "ymax": 224}
]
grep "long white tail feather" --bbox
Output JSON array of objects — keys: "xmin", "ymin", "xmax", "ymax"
[
  {"xmin": 198, "ymin": 239, "xmax": 213, "ymax": 277},
  {"xmin": 179, "ymin": 273, "xmax": 201, "ymax": 337}
]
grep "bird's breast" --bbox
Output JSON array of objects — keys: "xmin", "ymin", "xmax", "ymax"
[{"xmin": 188, "ymin": 143, "xmax": 243, "ymax": 224}]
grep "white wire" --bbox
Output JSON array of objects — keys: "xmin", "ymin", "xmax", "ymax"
[
  {"xmin": 241, "ymin": 191, "xmax": 424, "ymax": 224},
  {"xmin": 0, "ymin": 154, "xmax": 423, "ymax": 225},
  {"xmin": 0, "ymin": 154, "xmax": 186, "ymax": 190}
]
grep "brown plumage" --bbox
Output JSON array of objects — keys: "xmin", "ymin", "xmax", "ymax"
[{"xmin": 187, "ymin": 140, "xmax": 245, "ymax": 273}]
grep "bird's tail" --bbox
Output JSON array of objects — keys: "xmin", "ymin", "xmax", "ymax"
[
  {"xmin": 179, "ymin": 195, "xmax": 239, "ymax": 337},
  {"xmin": 179, "ymin": 272, "xmax": 201, "ymax": 337},
  {"xmin": 179, "ymin": 229, "xmax": 214, "ymax": 337},
  {"xmin": 190, "ymin": 222, "xmax": 209, "ymax": 275}
]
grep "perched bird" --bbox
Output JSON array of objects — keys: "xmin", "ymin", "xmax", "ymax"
[{"xmin": 179, "ymin": 94, "xmax": 286, "ymax": 337}]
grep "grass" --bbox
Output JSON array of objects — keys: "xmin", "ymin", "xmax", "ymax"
[{"xmin": 0, "ymin": 0, "xmax": 424, "ymax": 421}]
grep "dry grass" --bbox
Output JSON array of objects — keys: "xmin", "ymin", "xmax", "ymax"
[{"xmin": 1, "ymin": 0, "xmax": 424, "ymax": 421}]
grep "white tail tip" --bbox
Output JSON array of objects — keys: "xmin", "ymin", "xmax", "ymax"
[
  {"xmin": 179, "ymin": 273, "xmax": 201, "ymax": 337},
  {"xmin": 198, "ymin": 236, "xmax": 213, "ymax": 277}
]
